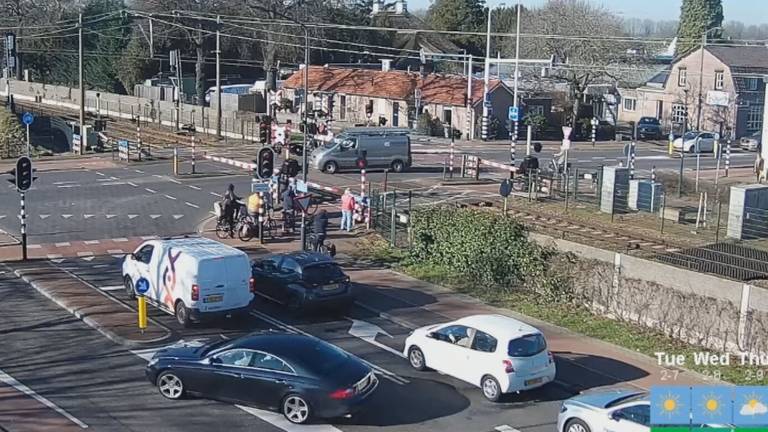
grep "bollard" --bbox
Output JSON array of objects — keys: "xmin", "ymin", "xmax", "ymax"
[
  {"xmin": 191, "ymin": 135, "xmax": 196, "ymax": 174},
  {"xmin": 461, "ymin": 154, "xmax": 467, "ymax": 178},
  {"xmin": 449, "ymin": 129, "xmax": 455, "ymax": 178},
  {"xmin": 138, "ymin": 296, "xmax": 147, "ymax": 333},
  {"xmin": 173, "ymin": 147, "xmax": 179, "ymax": 175},
  {"xmin": 629, "ymin": 141, "xmax": 636, "ymax": 179},
  {"xmin": 725, "ymin": 138, "xmax": 731, "ymax": 177},
  {"xmin": 136, "ymin": 123, "xmax": 143, "ymax": 161},
  {"xmin": 668, "ymin": 132, "xmax": 674, "ymax": 155},
  {"xmin": 651, "ymin": 165, "xmax": 656, "ymax": 183},
  {"xmin": 258, "ymin": 191, "xmax": 264, "ymax": 244}
]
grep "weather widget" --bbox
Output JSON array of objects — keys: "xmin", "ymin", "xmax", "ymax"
[{"xmin": 652, "ymin": 386, "xmax": 768, "ymax": 430}]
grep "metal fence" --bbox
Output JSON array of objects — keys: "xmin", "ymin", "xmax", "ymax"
[{"xmin": 370, "ymin": 189, "xmax": 412, "ymax": 248}]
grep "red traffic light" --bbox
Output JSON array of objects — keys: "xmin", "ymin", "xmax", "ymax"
[{"xmin": 355, "ymin": 157, "xmax": 367, "ymax": 170}]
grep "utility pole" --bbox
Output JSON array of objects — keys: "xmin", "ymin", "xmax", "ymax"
[
  {"xmin": 481, "ymin": 6, "xmax": 492, "ymax": 141},
  {"xmin": 299, "ymin": 25, "xmax": 310, "ymax": 251},
  {"xmin": 215, "ymin": 15, "xmax": 222, "ymax": 138},
  {"xmin": 78, "ymin": 13, "xmax": 85, "ymax": 156},
  {"xmin": 466, "ymin": 55, "xmax": 473, "ymax": 140},
  {"xmin": 696, "ymin": 32, "xmax": 705, "ymax": 131},
  {"xmin": 511, "ymin": 1, "xmax": 521, "ymax": 153}
]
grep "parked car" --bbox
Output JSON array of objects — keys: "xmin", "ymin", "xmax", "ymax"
[
  {"xmin": 557, "ymin": 389, "xmax": 733, "ymax": 432},
  {"xmin": 740, "ymin": 131, "xmax": 762, "ymax": 152},
  {"xmin": 251, "ymin": 252, "xmax": 353, "ymax": 311},
  {"xmin": 404, "ymin": 314, "xmax": 556, "ymax": 402},
  {"xmin": 637, "ymin": 117, "xmax": 663, "ymax": 140},
  {"xmin": 311, "ymin": 127, "xmax": 412, "ymax": 174},
  {"xmin": 122, "ymin": 237, "xmax": 254, "ymax": 327},
  {"xmin": 672, "ymin": 131, "xmax": 717, "ymax": 153},
  {"xmin": 146, "ymin": 332, "xmax": 378, "ymax": 424}
]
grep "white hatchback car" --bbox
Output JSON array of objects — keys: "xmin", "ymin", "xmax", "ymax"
[{"xmin": 403, "ymin": 314, "xmax": 556, "ymax": 401}]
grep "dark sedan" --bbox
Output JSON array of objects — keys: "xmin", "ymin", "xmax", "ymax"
[
  {"xmin": 146, "ymin": 332, "xmax": 378, "ymax": 424},
  {"xmin": 252, "ymin": 252, "xmax": 353, "ymax": 311},
  {"xmin": 637, "ymin": 117, "xmax": 663, "ymax": 140}
]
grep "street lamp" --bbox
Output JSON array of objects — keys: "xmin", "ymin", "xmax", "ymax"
[
  {"xmin": 696, "ymin": 26, "xmax": 722, "ymax": 131},
  {"xmin": 482, "ymin": 2, "xmax": 505, "ymax": 141}
]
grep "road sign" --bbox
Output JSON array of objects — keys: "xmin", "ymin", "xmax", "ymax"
[
  {"xmin": 562, "ymin": 126, "xmax": 572, "ymax": 138},
  {"xmin": 22, "ymin": 112, "xmax": 34, "ymax": 126},
  {"xmin": 295, "ymin": 194, "xmax": 311, "ymax": 213},
  {"xmin": 295, "ymin": 179, "xmax": 308, "ymax": 193},
  {"xmin": 499, "ymin": 179, "xmax": 512, "ymax": 198},
  {"xmin": 562, "ymin": 139, "xmax": 571, "ymax": 150},
  {"xmin": 484, "ymin": 100, "xmax": 492, "ymax": 108},
  {"xmin": 508, "ymin": 106, "xmax": 519, "ymax": 122},
  {"xmin": 251, "ymin": 181, "xmax": 270, "ymax": 193},
  {"xmin": 135, "ymin": 277, "xmax": 150, "ymax": 295}
]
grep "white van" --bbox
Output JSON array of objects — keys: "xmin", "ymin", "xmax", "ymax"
[{"xmin": 122, "ymin": 237, "xmax": 254, "ymax": 327}]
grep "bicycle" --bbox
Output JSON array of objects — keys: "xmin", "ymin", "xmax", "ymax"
[
  {"xmin": 214, "ymin": 202, "xmax": 245, "ymax": 239},
  {"xmin": 309, "ymin": 234, "xmax": 336, "ymax": 257},
  {"xmin": 237, "ymin": 213, "xmax": 278, "ymax": 242}
]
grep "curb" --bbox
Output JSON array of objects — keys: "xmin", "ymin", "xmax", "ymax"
[{"xmin": 10, "ymin": 263, "xmax": 172, "ymax": 349}]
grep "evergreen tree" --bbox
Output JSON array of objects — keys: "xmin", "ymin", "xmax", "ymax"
[
  {"xmin": 676, "ymin": 0, "xmax": 723, "ymax": 56},
  {"xmin": 426, "ymin": 0, "xmax": 486, "ymax": 55}
]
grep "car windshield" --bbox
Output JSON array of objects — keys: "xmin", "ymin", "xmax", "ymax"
[
  {"xmin": 294, "ymin": 340, "xmax": 350, "ymax": 375},
  {"xmin": 508, "ymin": 333, "xmax": 547, "ymax": 357},
  {"xmin": 683, "ymin": 132, "xmax": 698, "ymax": 139},
  {"xmin": 640, "ymin": 118, "xmax": 659, "ymax": 125},
  {"xmin": 328, "ymin": 135, "xmax": 348, "ymax": 149},
  {"xmin": 302, "ymin": 263, "xmax": 345, "ymax": 285}
]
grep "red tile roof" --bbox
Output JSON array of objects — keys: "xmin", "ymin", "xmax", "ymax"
[{"xmin": 283, "ymin": 66, "xmax": 504, "ymax": 107}]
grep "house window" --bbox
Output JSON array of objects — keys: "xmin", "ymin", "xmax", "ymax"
[
  {"xmin": 714, "ymin": 71, "xmax": 724, "ymax": 90},
  {"xmin": 528, "ymin": 105, "xmax": 545, "ymax": 116},
  {"xmin": 678, "ymin": 68, "xmax": 687, "ymax": 87},
  {"xmin": 442, "ymin": 108, "xmax": 452, "ymax": 125},
  {"xmin": 339, "ymin": 95, "xmax": 346, "ymax": 120},
  {"xmin": 671, "ymin": 104, "xmax": 688, "ymax": 124},
  {"xmin": 623, "ymin": 97, "xmax": 637, "ymax": 112},
  {"xmin": 746, "ymin": 78, "xmax": 759, "ymax": 91},
  {"xmin": 747, "ymin": 105, "xmax": 763, "ymax": 131}
]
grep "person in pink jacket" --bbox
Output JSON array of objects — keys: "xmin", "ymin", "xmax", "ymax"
[{"xmin": 340, "ymin": 189, "xmax": 355, "ymax": 232}]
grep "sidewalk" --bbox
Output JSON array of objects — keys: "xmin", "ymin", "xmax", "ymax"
[{"xmin": 7, "ymin": 259, "xmax": 171, "ymax": 348}]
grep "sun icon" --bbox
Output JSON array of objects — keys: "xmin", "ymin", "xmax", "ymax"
[
  {"xmin": 659, "ymin": 392, "xmax": 684, "ymax": 418},
  {"xmin": 701, "ymin": 392, "xmax": 723, "ymax": 418},
  {"xmin": 740, "ymin": 392, "xmax": 768, "ymax": 416}
]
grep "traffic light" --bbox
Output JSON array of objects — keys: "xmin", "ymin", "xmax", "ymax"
[
  {"xmin": 7, "ymin": 156, "xmax": 36, "ymax": 191},
  {"xmin": 365, "ymin": 101, "xmax": 373, "ymax": 118},
  {"xmin": 259, "ymin": 121, "xmax": 269, "ymax": 144},
  {"xmin": 355, "ymin": 151, "xmax": 368, "ymax": 170},
  {"xmin": 256, "ymin": 147, "xmax": 275, "ymax": 179}
]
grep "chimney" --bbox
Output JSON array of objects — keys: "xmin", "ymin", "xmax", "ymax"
[
  {"xmin": 381, "ymin": 59, "xmax": 392, "ymax": 72},
  {"xmin": 395, "ymin": 0, "xmax": 407, "ymax": 14},
  {"xmin": 371, "ymin": 0, "xmax": 382, "ymax": 15}
]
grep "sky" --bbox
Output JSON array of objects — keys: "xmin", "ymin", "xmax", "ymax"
[{"xmin": 408, "ymin": 0, "xmax": 768, "ymax": 26}]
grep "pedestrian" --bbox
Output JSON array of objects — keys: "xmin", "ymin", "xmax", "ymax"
[
  {"xmin": 281, "ymin": 186, "xmax": 296, "ymax": 233},
  {"xmin": 340, "ymin": 188, "xmax": 355, "ymax": 232},
  {"xmin": 312, "ymin": 209, "xmax": 329, "ymax": 252},
  {"xmin": 756, "ymin": 153, "xmax": 765, "ymax": 184}
]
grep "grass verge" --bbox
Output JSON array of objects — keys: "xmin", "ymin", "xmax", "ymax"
[{"xmin": 352, "ymin": 236, "xmax": 763, "ymax": 385}]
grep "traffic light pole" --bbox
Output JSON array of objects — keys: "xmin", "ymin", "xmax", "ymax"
[
  {"xmin": 300, "ymin": 27, "xmax": 310, "ymax": 252},
  {"xmin": 20, "ymin": 191, "xmax": 27, "ymax": 261}
]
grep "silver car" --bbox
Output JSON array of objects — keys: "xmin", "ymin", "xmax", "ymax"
[{"xmin": 740, "ymin": 132, "xmax": 762, "ymax": 152}]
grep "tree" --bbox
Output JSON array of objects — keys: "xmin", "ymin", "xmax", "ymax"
[
  {"xmin": 676, "ymin": 0, "xmax": 723, "ymax": 56},
  {"xmin": 0, "ymin": 110, "xmax": 24, "ymax": 159},
  {"xmin": 426, "ymin": 0, "xmax": 486, "ymax": 54}
]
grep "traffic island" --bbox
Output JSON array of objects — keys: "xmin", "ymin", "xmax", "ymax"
[{"xmin": 9, "ymin": 260, "xmax": 171, "ymax": 348}]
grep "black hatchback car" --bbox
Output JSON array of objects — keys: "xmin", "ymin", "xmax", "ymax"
[
  {"xmin": 251, "ymin": 252, "xmax": 353, "ymax": 311},
  {"xmin": 637, "ymin": 116, "xmax": 663, "ymax": 140},
  {"xmin": 146, "ymin": 332, "xmax": 378, "ymax": 424}
]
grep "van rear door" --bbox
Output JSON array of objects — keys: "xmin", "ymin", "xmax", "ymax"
[
  {"xmin": 224, "ymin": 254, "xmax": 253, "ymax": 309},
  {"xmin": 196, "ymin": 258, "xmax": 228, "ymax": 312}
]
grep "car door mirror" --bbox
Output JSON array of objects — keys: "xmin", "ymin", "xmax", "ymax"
[
  {"xmin": 130, "ymin": 253, "xmax": 139, "ymax": 261},
  {"xmin": 427, "ymin": 332, "xmax": 438, "ymax": 340},
  {"xmin": 208, "ymin": 356, "xmax": 222, "ymax": 365},
  {"xmin": 610, "ymin": 411, "xmax": 624, "ymax": 422}
]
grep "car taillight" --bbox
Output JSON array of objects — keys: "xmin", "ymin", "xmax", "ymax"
[
  {"xmin": 191, "ymin": 284, "xmax": 199, "ymax": 301},
  {"xmin": 249, "ymin": 277, "xmax": 256, "ymax": 293},
  {"xmin": 329, "ymin": 388, "xmax": 354, "ymax": 400},
  {"xmin": 548, "ymin": 351, "xmax": 554, "ymax": 364},
  {"xmin": 503, "ymin": 359, "xmax": 515, "ymax": 373}
]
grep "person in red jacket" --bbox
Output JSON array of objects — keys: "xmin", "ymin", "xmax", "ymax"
[{"xmin": 340, "ymin": 188, "xmax": 355, "ymax": 232}]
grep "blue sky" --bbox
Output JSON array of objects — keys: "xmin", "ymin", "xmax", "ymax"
[{"xmin": 408, "ymin": 0, "xmax": 767, "ymax": 26}]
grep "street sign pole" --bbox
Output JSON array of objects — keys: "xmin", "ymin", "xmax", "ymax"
[
  {"xmin": 20, "ymin": 191, "xmax": 27, "ymax": 261},
  {"xmin": 22, "ymin": 112, "xmax": 34, "ymax": 156},
  {"xmin": 25, "ymin": 123, "xmax": 30, "ymax": 156}
]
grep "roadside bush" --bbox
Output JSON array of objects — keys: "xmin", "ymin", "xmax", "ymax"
[{"xmin": 407, "ymin": 207, "xmax": 573, "ymax": 302}]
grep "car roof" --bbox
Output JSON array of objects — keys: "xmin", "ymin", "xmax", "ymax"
[
  {"xmin": 233, "ymin": 332, "xmax": 347, "ymax": 366},
  {"xmin": 454, "ymin": 314, "xmax": 541, "ymax": 339},
  {"xmin": 152, "ymin": 237, "xmax": 245, "ymax": 259},
  {"xmin": 265, "ymin": 252, "xmax": 335, "ymax": 267},
  {"xmin": 568, "ymin": 388, "xmax": 647, "ymax": 409}
]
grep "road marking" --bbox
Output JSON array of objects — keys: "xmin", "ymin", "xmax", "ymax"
[
  {"xmin": 173, "ymin": 215, "xmax": 184, "ymax": 220},
  {"xmin": 128, "ymin": 214, "xmax": 139, "ymax": 219},
  {"xmin": 495, "ymin": 426, "xmax": 522, "ymax": 432},
  {"xmin": 210, "ymin": 192, "xmax": 222, "ymax": 197},
  {"xmin": 95, "ymin": 171, "xmax": 106, "ymax": 176},
  {"xmin": 57, "ymin": 185, "xmax": 79, "ymax": 188},
  {"xmin": 164, "ymin": 194, "xmax": 177, "ymax": 200},
  {"xmin": 113, "ymin": 238, "xmax": 129, "ymax": 242},
  {"xmin": 47, "ymin": 254, "xmax": 63, "ymax": 259},
  {"xmin": 0, "ymin": 215, "xmax": 5, "ymax": 219},
  {"xmin": 105, "ymin": 214, "xmax": 117, "ymax": 219},
  {"xmin": 99, "ymin": 285, "xmax": 124, "ymax": 292},
  {"xmin": 39, "ymin": 214, "xmax": 50, "ymax": 219},
  {"xmin": 168, "ymin": 178, "xmax": 182, "ymax": 184},
  {"xmin": 83, "ymin": 240, "xmax": 100, "ymax": 245},
  {"xmin": 127, "ymin": 182, "xmax": 138, "ymax": 187},
  {"xmin": 185, "ymin": 201, "xmax": 199, "ymax": 208},
  {"xmin": 134, "ymin": 169, "xmax": 145, "ymax": 174},
  {"xmin": 81, "ymin": 256, "xmax": 95, "ymax": 262},
  {"xmin": 83, "ymin": 214, "xmax": 94, "ymax": 219},
  {"xmin": 27, "ymin": 244, "xmax": 42, "ymax": 249},
  {"xmin": 251, "ymin": 310, "xmax": 408, "ymax": 385},
  {"xmin": 346, "ymin": 318, "xmax": 405, "ymax": 359},
  {"xmin": 107, "ymin": 249, "xmax": 124, "ymax": 254},
  {"xmin": 145, "ymin": 188, "xmax": 157, "ymax": 194},
  {"xmin": 62, "ymin": 214, "xmax": 73, "ymax": 219},
  {"xmin": 140, "ymin": 235, "xmax": 157, "ymax": 240},
  {"xmin": 54, "ymin": 242, "xmax": 71, "ymax": 247},
  {"xmin": 77, "ymin": 251, "xmax": 94, "ymax": 257},
  {"xmin": 0, "ymin": 368, "xmax": 89, "ymax": 429},
  {"xmin": 153, "ymin": 174, "xmax": 163, "ymax": 179},
  {"xmin": 150, "ymin": 215, "xmax": 161, "ymax": 219},
  {"xmin": 188, "ymin": 185, "xmax": 201, "ymax": 190}
]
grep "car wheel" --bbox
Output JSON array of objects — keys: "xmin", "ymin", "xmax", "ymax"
[
  {"xmin": 391, "ymin": 159, "xmax": 405, "ymax": 173},
  {"xmin": 124, "ymin": 276, "xmax": 135, "ymax": 300},
  {"xmin": 481, "ymin": 375, "xmax": 502, "ymax": 402},
  {"xmin": 175, "ymin": 300, "xmax": 191, "ymax": 328},
  {"xmin": 408, "ymin": 346, "xmax": 427, "ymax": 371},
  {"xmin": 565, "ymin": 418, "xmax": 591, "ymax": 432},
  {"xmin": 157, "ymin": 371, "xmax": 185, "ymax": 400},
  {"xmin": 282, "ymin": 394, "xmax": 311, "ymax": 424},
  {"xmin": 323, "ymin": 161, "xmax": 338, "ymax": 174}
]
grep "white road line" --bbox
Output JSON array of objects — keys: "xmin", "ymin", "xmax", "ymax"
[
  {"xmin": 134, "ymin": 169, "xmax": 145, "ymax": 174},
  {"xmin": 46, "ymin": 254, "xmax": 63, "ymax": 259},
  {"xmin": 145, "ymin": 188, "xmax": 157, "ymax": 194},
  {"xmin": 99, "ymin": 285, "xmax": 124, "ymax": 292},
  {"xmin": 185, "ymin": 202, "xmax": 199, "ymax": 208},
  {"xmin": 164, "ymin": 194, "xmax": 177, "ymax": 200},
  {"xmin": 95, "ymin": 172, "xmax": 106, "ymax": 176},
  {"xmin": 188, "ymin": 185, "xmax": 201, "ymax": 190},
  {"xmin": 150, "ymin": 215, "xmax": 162, "ymax": 219},
  {"xmin": 168, "ymin": 178, "xmax": 182, "ymax": 184},
  {"xmin": 113, "ymin": 238, "xmax": 129, "ymax": 242},
  {"xmin": 57, "ymin": 185, "xmax": 79, "ymax": 188},
  {"xmin": 210, "ymin": 192, "xmax": 222, "ymax": 197},
  {"xmin": 77, "ymin": 251, "xmax": 94, "ymax": 257},
  {"xmin": 250, "ymin": 310, "xmax": 408, "ymax": 385},
  {"xmin": 84, "ymin": 214, "xmax": 94, "ymax": 219},
  {"xmin": 140, "ymin": 235, "xmax": 157, "ymax": 240},
  {"xmin": 495, "ymin": 426, "xmax": 522, "ymax": 432},
  {"xmin": 0, "ymin": 369, "xmax": 89, "ymax": 429},
  {"xmin": 83, "ymin": 240, "xmax": 100, "ymax": 245},
  {"xmin": 54, "ymin": 242, "xmax": 71, "ymax": 247},
  {"xmin": 153, "ymin": 174, "xmax": 163, "ymax": 178},
  {"xmin": 127, "ymin": 182, "xmax": 138, "ymax": 187},
  {"xmin": 107, "ymin": 249, "xmax": 124, "ymax": 254},
  {"xmin": 27, "ymin": 244, "xmax": 42, "ymax": 249}
]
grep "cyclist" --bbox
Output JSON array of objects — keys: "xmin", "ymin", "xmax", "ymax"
[
  {"xmin": 222, "ymin": 184, "xmax": 241, "ymax": 230},
  {"xmin": 311, "ymin": 209, "xmax": 329, "ymax": 252},
  {"xmin": 281, "ymin": 186, "xmax": 296, "ymax": 234}
]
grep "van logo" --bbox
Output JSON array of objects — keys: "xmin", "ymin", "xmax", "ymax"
[
  {"xmin": 162, "ymin": 249, "xmax": 182, "ymax": 308},
  {"xmin": 384, "ymin": 141, "xmax": 390, "ymax": 147}
]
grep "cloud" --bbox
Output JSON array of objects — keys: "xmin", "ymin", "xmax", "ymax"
[{"xmin": 740, "ymin": 401, "xmax": 768, "ymax": 416}]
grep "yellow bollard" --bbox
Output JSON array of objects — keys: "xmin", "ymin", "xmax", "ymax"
[{"xmin": 138, "ymin": 296, "xmax": 147, "ymax": 333}]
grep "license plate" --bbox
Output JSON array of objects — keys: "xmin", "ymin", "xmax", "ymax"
[
  {"xmin": 204, "ymin": 295, "xmax": 223, "ymax": 303},
  {"xmin": 525, "ymin": 377, "xmax": 543, "ymax": 386},
  {"xmin": 323, "ymin": 284, "xmax": 338, "ymax": 291}
]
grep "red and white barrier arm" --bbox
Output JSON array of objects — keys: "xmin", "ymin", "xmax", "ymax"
[
  {"xmin": 203, "ymin": 154, "xmax": 256, "ymax": 170},
  {"xmin": 480, "ymin": 158, "xmax": 518, "ymax": 173}
]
